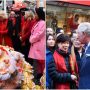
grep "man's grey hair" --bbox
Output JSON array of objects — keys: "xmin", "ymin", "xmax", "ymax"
[{"xmin": 77, "ymin": 22, "xmax": 90, "ymax": 36}]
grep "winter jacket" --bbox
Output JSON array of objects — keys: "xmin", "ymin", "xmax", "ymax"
[
  {"xmin": 48, "ymin": 49, "xmax": 78, "ymax": 89},
  {"xmin": 46, "ymin": 48, "xmax": 54, "ymax": 89},
  {"xmin": 28, "ymin": 20, "xmax": 45, "ymax": 60}
]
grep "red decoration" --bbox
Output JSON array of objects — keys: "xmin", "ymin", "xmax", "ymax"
[
  {"xmin": 12, "ymin": 2, "xmax": 27, "ymax": 11},
  {"xmin": 60, "ymin": 0, "xmax": 90, "ymax": 6}
]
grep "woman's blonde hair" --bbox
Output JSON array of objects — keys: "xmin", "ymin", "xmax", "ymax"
[
  {"xmin": 0, "ymin": 11, "xmax": 8, "ymax": 19},
  {"xmin": 25, "ymin": 10, "xmax": 34, "ymax": 20}
]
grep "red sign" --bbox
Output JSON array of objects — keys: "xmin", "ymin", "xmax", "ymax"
[{"xmin": 60, "ymin": 0, "xmax": 90, "ymax": 6}]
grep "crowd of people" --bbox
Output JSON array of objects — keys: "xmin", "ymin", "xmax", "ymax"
[
  {"xmin": 1, "ymin": 3, "xmax": 90, "ymax": 89},
  {"xmin": 46, "ymin": 22, "xmax": 90, "ymax": 89},
  {"xmin": 0, "ymin": 6, "xmax": 45, "ymax": 87}
]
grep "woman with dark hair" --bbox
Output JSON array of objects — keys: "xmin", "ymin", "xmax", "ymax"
[
  {"xmin": 48, "ymin": 34, "xmax": 78, "ymax": 89},
  {"xmin": 46, "ymin": 34, "xmax": 56, "ymax": 53},
  {"xmin": 28, "ymin": 7, "xmax": 45, "ymax": 85},
  {"xmin": 7, "ymin": 10, "xmax": 22, "ymax": 52},
  {"xmin": 35, "ymin": 7, "xmax": 45, "ymax": 21},
  {"xmin": 46, "ymin": 34, "xmax": 56, "ymax": 89}
]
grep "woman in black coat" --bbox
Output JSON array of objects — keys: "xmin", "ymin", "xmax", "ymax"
[{"xmin": 7, "ymin": 11, "xmax": 22, "ymax": 52}]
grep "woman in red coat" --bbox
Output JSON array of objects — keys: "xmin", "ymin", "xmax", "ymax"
[
  {"xmin": 20, "ymin": 10, "xmax": 36, "ymax": 43},
  {"xmin": 48, "ymin": 34, "xmax": 78, "ymax": 89},
  {"xmin": 0, "ymin": 11, "xmax": 12, "ymax": 47},
  {"xmin": 68, "ymin": 14, "xmax": 79, "ymax": 32},
  {"xmin": 20, "ymin": 10, "xmax": 37, "ymax": 62}
]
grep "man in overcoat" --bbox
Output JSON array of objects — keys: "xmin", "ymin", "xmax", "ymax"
[{"xmin": 77, "ymin": 22, "xmax": 90, "ymax": 89}]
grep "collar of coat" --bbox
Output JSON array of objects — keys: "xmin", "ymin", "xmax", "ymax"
[{"xmin": 85, "ymin": 45, "xmax": 90, "ymax": 57}]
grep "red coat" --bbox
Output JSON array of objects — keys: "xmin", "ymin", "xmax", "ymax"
[
  {"xmin": 68, "ymin": 17, "xmax": 78, "ymax": 31},
  {"xmin": 0, "ymin": 19, "xmax": 12, "ymax": 47},
  {"xmin": 21, "ymin": 18, "xmax": 37, "ymax": 42},
  {"xmin": 53, "ymin": 51, "xmax": 78, "ymax": 89}
]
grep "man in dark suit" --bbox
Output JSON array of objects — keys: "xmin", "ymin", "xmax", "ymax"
[{"xmin": 77, "ymin": 22, "xmax": 90, "ymax": 89}]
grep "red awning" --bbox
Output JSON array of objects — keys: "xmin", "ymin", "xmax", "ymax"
[{"xmin": 60, "ymin": 0, "xmax": 90, "ymax": 6}]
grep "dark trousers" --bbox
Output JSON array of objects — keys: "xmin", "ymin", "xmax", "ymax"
[{"xmin": 31, "ymin": 59, "xmax": 45, "ymax": 85}]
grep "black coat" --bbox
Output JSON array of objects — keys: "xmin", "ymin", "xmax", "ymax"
[
  {"xmin": 48, "ymin": 50, "xmax": 72, "ymax": 83},
  {"xmin": 7, "ymin": 17, "xmax": 21, "ymax": 52}
]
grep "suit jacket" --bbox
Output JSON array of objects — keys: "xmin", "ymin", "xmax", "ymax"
[
  {"xmin": 28, "ymin": 20, "xmax": 45, "ymax": 60},
  {"xmin": 79, "ymin": 45, "xmax": 90, "ymax": 89}
]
